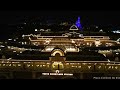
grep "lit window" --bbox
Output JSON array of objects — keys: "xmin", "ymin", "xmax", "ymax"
[
  {"xmin": 71, "ymin": 66, "xmax": 74, "ymax": 67},
  {"xmin": 108, "ymin": 66, "xmax": 111, "ymax": 69},
  {"xmin": 18, "ymin": 64, "xmax": 21, "ymax": 67},
  {"xmin": 88, "ymin": 66, "xmax": 91, "ymax": 69},
  {"xmin": 13, "ymin": 64, "xmax": 16, "ymax": 67},
  {"xmin": 115, "ymin": 66, "xmax": 118, "ymax": 69},
  {"xmin": 8, "ymin": 46, "xmax": 10, "ymax": 49},
  {"xmin": 71, "ymin": 40, "xmax": 75, "ymax": 43},
  {"xmin": 111, "ymin": 66, "xmax": 114, "ymax": 69},
  {"xmin": 78, "ymin": 66, "xmax": 81, "ymax": 68},
  {"xmin": 9, "ymin": 64, "xmax": 11, "ymax": 66},
  {"xmin": 71, "ymin": 66, "xmax": 77, "ymax": 68},
  {"xmin": 87, "ymin": 42, "xmax": 89, "ymax": 45},
  {"xmin": 100, "ymin": 63, "xmax": 104, "ymax": 65},
  {"xmin": 3, "ymin": 64, "xmax": 5, "ymax": 66},
  {"xmin": 82, "ymin": 63, "xmax": 86, "ymax": 65},
  {"xmin": 46, "ymin": 48, "xmax": 54, "ymax": 51},
  {"xmin": 36, "ymin": 65, "xmax": 39, "ymax": 67},
  {"xmin": 98, "ymin": 66, "xmax": 101, "ymax": 69},
  {"xmin": 27, "ymin": 64, "xmax": 30, "ymax": 67}
]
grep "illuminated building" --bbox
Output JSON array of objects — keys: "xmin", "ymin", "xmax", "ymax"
[{"xmin": 0, "ymin": 24, "xmax": 120, "ymax": 79}]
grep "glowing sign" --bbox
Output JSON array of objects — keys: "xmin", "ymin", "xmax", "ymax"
[{"xmin": 42, "ymin": 73, "xmax": 73, "ymax": 76}]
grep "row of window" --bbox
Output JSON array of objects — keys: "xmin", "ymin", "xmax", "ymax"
[
  {"xmin": 26, "ymin": 64, "xmax": 49, "ymax": 68},
  {"xmin": 65, "ymin": 64, "xmax": 120, "ymax": 70},
  {"xmin": 0, "ymin": 63, "xmax": 49, "ymax": 68},
  {"xmin": 0, "ymin": 64, "xmax": 21, "ymax": 67},
  {"xmin": 0, "ymin": 63, "xmax": 120, "ymax": 70}
]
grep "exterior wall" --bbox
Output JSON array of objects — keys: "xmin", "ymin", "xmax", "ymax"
[{"xmin": 0, "ymin": 59, "xmax": 120, "ymax": 79}]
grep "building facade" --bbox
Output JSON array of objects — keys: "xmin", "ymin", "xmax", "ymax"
[{"xmin": 0, "ymin": 25, "xmax": 120, "ymax": 79}]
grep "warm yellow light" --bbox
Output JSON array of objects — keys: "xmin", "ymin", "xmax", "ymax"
[
  {"xmin": 108, "ymin": 66, "xmax": 111, "ymax": 69},
  {"xmin": 98, "ymin": 66, "xmax": 101, "ymax": 69},
  {"xmin": 52, "ymin": 51, "xmax": 63, "ymax": 56},
  {"xmin": 43, "ymin": 65, "xmax": 46, "ymax": 67},
  {"xmin": 18, "ymin": 64, "xmax": 21, "ymax": 67},
  {"xmin": 8, "ymin": 64, "xmax": 11, "ymax": 66},
  {"xmin": 42, "ymin": 73, "xmax": 49, "ymax": 75},
  {"xmin": 88, "ymin": 66, "xmax": 91, "ymax": 69},
  {"xmin": 115, "ymin": 66, "xmax": 118, "ymax": 69},
  {"xmin": 27, "ymin": 64, "xmax": 30, "ymax": 67},
  {"xmin": 36, "ymin": 65, "xmax": 39, "ymax": 67},
  {"xmin": 56, "ymin": 70, "xmax": 59, "ymax": 73},
  {"xmin": 13, "ymin": 64, "xmax": 16, "ymax": 67},
  {"xmin": 78, "ymin": 66, "xmax": 81, "ymax": 68}
]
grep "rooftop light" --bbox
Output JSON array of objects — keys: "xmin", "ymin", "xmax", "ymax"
[
  {"xmin": 8, "ymin": 39, "xmax": 12, "ymax": 40},
  {"xmin": 116, "ymin": 53, "xmax": 119, "ymax": 55},
  {"xmin": 35, "ymin": 29, "xmax": 37, "ymax": 31},
  {"xmin": 7, "ymin": 58, "xmax": 12, "ymax": 60}
]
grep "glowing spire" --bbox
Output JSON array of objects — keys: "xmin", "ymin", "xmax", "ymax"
[{"xmin": 75, "ymin": 16, "xmax": 82, "ymax": 30}]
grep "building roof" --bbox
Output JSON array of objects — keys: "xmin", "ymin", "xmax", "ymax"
[
  {"xmin": 12, "ymin": 50, "xmax": 51, "ymax": 60},
  {"xmin": 65, "ymin": 51, "xmax": 108, "ymax": 61}
]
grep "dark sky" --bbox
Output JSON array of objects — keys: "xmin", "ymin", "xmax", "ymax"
[{"xmin": 0, "ymin": 11, "xmax": 120, "ymax": 25}]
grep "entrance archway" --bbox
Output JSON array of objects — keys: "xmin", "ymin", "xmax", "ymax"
[
  {"xmin": 51, "ymin": 49, "xmax": 65, "ymax": 56},
  {"xmin": 52, "ymin": 62, "xmax": 64, "ymax": 70}
]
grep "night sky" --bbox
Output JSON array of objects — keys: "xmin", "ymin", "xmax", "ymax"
[
  {"xmin": 0, "ymin": 11, "xmax": 120, "ymax": 25},
  {"xmin": 0, "ymin": 10, "xmax": 120, "ymax": 40}
]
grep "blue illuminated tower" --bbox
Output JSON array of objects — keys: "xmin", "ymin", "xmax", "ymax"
[{"xmin": 75, "ymin": 17, "xmax": 82, "ymax": 30}]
